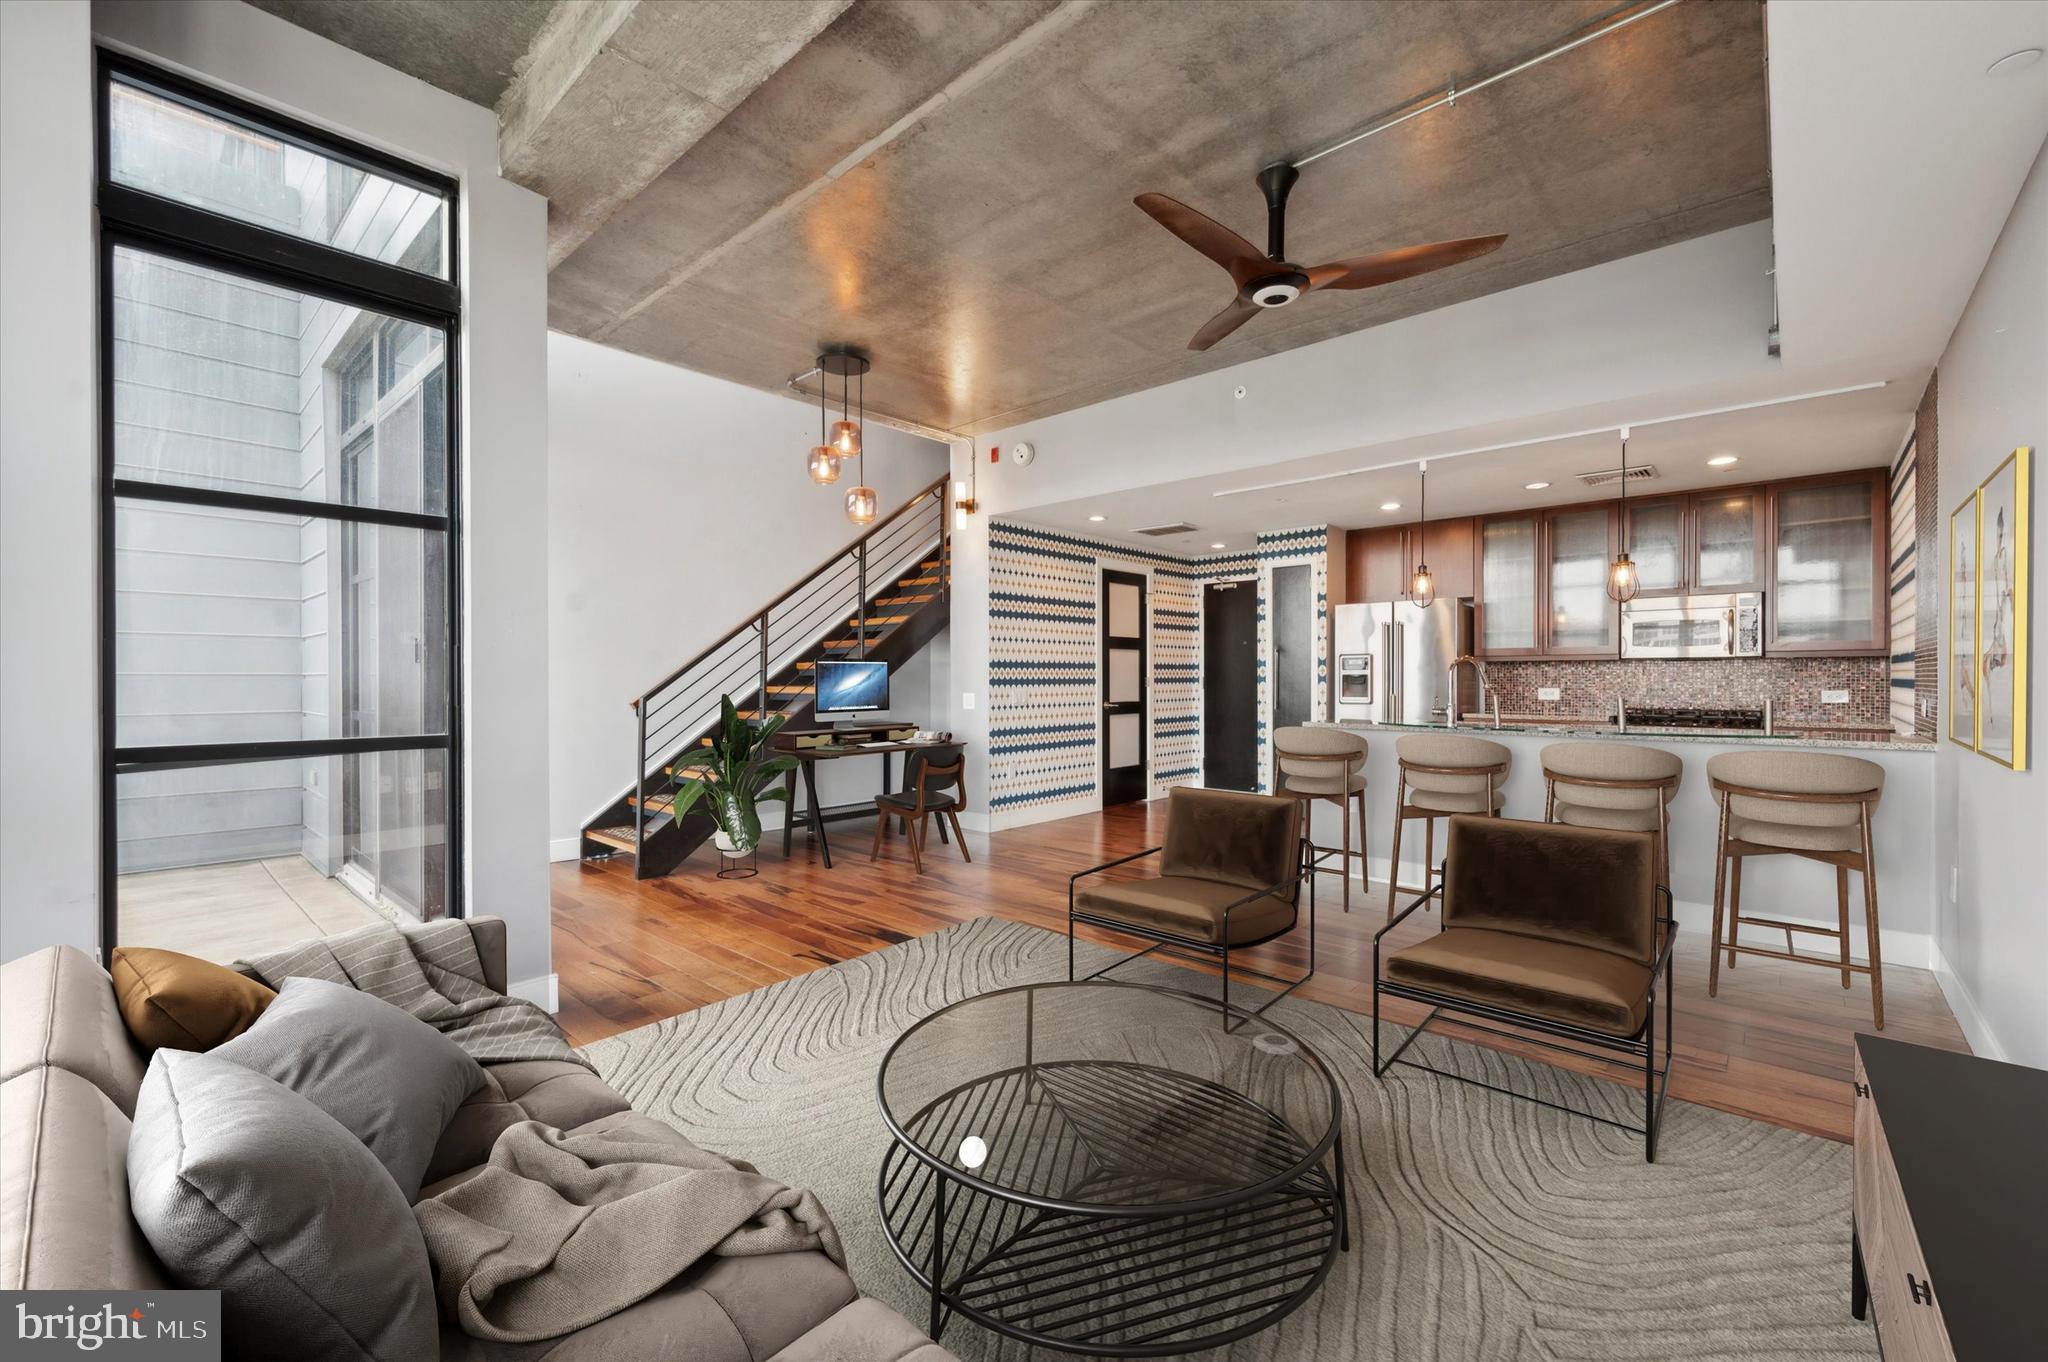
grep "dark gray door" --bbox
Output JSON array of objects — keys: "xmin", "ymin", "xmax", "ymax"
[
  {"xmin": 1100, "ymin": 570, "xmax": 1147, "ymax": 805},
  {"xmin": 1203, "ymin": 581, "xmax": 1258, "ymax": 790}
]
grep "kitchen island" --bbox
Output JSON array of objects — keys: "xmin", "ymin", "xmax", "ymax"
[{"xmin": 1305, "ymin": 718, "xmax": 1937, "ymax": 969}]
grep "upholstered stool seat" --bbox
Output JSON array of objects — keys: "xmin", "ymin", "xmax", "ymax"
[
  {"xmin": 1706, "ymin": 749, "xmax": 1886, "ymax": 1026},
  {"xmin": 1383, "ymin": 929, "xmax": 1652, "ymax": 1036},
  {"xmin": 1272, "ymin": 726, "xmax": 1368, "ymax": 912},
  {"xmin": 1541, "ymin": 741, "xmax": 1682, "ymax": 888},
  {"xmin": 1384, "ymin": 733, "xmax": 1511, "ymax": 920}
]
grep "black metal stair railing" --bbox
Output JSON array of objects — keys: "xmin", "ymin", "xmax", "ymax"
[{"xmin": 625, "ymin": 475, "xmax": 950, "ymax": 853}]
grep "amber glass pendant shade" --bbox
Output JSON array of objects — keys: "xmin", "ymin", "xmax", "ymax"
[
  {"xmin": 1410, "ymin": 564, "xmax": 1436, "ymax": 608},
  {"xmin": 1607, "ymin": 551, "xmax": 1640, "ymax": 603},
  {"xmin": 831, "ymin": 420, "xmax": 862, "ymax": 457},
  {"xmin": 845, "ymin": 484, "xmax": 878, "ymax": 525},
  {"xmin": 807, "ymin": 444, "xmax": 840, "ymax": 484}
]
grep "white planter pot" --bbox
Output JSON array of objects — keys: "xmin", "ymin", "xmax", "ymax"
[{"xmin": 713, "ymin": 829, "xmax": 740, "ymax": 853}]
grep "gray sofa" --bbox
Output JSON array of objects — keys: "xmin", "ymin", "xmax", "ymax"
[{"xmin": 0, "ymin": 921, "xmax": 955, "ymax": 1362}]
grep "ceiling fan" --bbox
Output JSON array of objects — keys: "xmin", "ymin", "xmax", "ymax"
[{"xmin": 1135, "ymin": 163, "xmax": 1507, "ymax": 351}]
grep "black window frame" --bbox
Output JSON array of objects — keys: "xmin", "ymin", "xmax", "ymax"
[{"xmin": 95, "ymin": 50, "xmax": 464, "ymax": 952}]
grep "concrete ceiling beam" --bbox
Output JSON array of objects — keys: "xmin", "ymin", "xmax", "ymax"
[{"xmin": 499, "ymin": 0, "xmax": 854, "ymax": 268}]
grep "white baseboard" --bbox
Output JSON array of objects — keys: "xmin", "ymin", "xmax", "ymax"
[
  {"xmin": 549, "ymin": 838, "xmax": 581, "ymax": 863},
  {"xmin": 1928, "ymin": 941, "xmax": 2005, "ymax": 1061},
  {"xmin": 509, "ymin": 972, "xmax": 559, "ymax": 1014}
]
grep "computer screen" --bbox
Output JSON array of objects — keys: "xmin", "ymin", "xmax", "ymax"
[{"xmin": 814, "ymin": 660, "xmax": 890, "ymax": 714}]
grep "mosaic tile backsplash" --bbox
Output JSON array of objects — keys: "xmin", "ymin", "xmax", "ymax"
[{"xmin": 1483, "ymin": 656, "xmax": 1892, "ymax": 729}]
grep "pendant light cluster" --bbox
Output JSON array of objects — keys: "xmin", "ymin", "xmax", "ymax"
[
  {"xmin": 807, "ymin": 348, "xmax": 875, "ymax": 524},
  {"xmin": 1607, "ymin": 425, "xmax": 1640, "ymax": 602},
  {"xmin": 1409, "ymin": 460, "xmax": 1436, "ymax": 607}
]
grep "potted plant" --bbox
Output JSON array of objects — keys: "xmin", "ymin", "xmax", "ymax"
[{"xmin": 668, "ymin": 696, "xmax": 797, "ymax": 857}]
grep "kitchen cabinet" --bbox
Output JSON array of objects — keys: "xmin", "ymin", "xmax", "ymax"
[
  {"xmin": 1624, "ymin": 498, "xmax": 1688, "ymax": 596},
  {"xmin": 1691, "ymin": 488, "xmax": 1764, "ymax": 590},
  {"xmin": 1545, "ymin": 506, "xmax": 1619, "ymax": 654},
  {"xmin": 1346, "ymin": 517, "xmax": 1477, "ymax": 604},
  {"xmin": 1768, "ymin": 471, "xmax": 1887, "ymax": 654},
  {"xmin": 1478, "ymin": 514, "xmax": 1541, "ymax": 654}
]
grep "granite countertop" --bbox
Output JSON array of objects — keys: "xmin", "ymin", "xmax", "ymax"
[{"xmin": 1324, "ymin": 716, "xmax": 1936, "ymax": 753}]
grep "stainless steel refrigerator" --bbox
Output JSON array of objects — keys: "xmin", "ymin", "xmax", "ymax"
[{"xmin": 1332, "ymin": 599, "xmax": 1478, "ymax": 725}]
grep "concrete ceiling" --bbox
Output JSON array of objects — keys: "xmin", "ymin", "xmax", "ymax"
[
  {"xmin": 248, "ymin": 0, "xmax": 1770, "ymax": 439},
  {"xmin": 244, "ymin": 0, "xmax": 556, "ymax": 109}
]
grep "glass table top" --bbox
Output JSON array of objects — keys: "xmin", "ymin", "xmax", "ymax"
[{"xmin": 877, "ymin": 982, "xmax": 1340, "ymax": 1214}]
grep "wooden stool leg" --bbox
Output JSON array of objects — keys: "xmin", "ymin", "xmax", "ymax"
[
  {"xmin": 1708, "ymin": 793, "xmax": 1730, "ymax": 998},
  {"xmin": 948, "ymin": 810, "xmax": 971, "ymax": 863},
  {"xmin": 1727, "ymin": 855, "xmax": 1743, "ymax": 969},
  {"xmin": 1423, "ymin": 813, "xmax": 1435, "ymax": 897},
  {"xmin": 1356, "ymin": 787, "xmax": 1369, "ymax": 902},
  {"xmin": 1836, "ymin": 865, "xmax": 1853, "ymax": 989},
  {"xmin": 1862, "ymin": 806, "xmax": 1884, "ymax": 1029},
  {"xmin": 1384, "ymin": 775, "xmax": 1407, "ymax": 921},
  {"xmin": 1339, "ymin": 793, "xmax": 1352, "ymax": 913}
]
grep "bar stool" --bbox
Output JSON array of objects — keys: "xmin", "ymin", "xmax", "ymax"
[
  {"xmin": 1705, "ymin": 750, "xmax": 1886, "ymax": 1027},
  {"xmin": 1272, "ymin": 726, "xmax": 1368, "ymax": 912},
  {"xmin": 1385, "ymin": 734, "xmax": 1511, "ymax": 920},
  {"xmin": 1541, "ymin": 742, "xmax": 1682, "ymax": 890}
]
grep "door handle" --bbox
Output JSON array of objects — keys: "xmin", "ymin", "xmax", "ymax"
[{"xmin": 1726, "ymin": 608, "xmax": 1736, "ymax": 656}]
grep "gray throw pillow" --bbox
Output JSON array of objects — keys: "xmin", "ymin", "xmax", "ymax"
[
  {"xmin": 128, "ymin": 1049, "xmax": 436, "ymax": 1362},
  {"xmin": 212, "ymin": 975, "xmax": 484, "ymax": 1200}
]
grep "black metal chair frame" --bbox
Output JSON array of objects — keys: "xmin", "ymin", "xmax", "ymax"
[
  {"xmin": 1068, "ymin": 840, "xmax": 1330, "ymax": 1033},
  {"xmin": 1372, "ymin": 869, "xmax": 1678, "ymax": 1161}
]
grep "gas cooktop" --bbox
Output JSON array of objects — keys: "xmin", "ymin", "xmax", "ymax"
[{"xmin": 1626, "ymin": 705, "xmax": 1766, "ymax": 731}]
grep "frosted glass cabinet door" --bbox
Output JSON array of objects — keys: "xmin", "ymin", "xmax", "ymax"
[
  {"xmin": 1547, "ymin": 508, "xmax": 1615, "ymax": 652},
  {"xmin": 1772, "ymin": 478, "xmax": 1879, "ymax": 648},
  {"xmin": 1694, "ymin": 491, "xmax": 1761, "ymax": 589},
  {"xmin": 1625, "ymin": 500, "xmax": 1686, "ymax": 594},
  {"xmin": 1480, "ymin": 515, "xmax": 1539, "ymax": 652}
]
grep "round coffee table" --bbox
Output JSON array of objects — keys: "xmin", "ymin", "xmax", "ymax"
[{"xmin": 876, "ymin": 981, "xmax": 1345, "ymax": 1357}]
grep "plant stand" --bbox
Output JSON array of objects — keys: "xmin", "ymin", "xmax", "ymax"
[{"xmin": 716, "ymin": 844, "xmax": 758, "ymax": 880}]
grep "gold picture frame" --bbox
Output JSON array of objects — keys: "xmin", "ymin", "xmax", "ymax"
[
  {"xmin": 1949, "ymin": 488, "xmax": 1978, "ymax": 749},
  {"xmin": 1972, "ymin": 447, "xmax": 2030, "ymax": 770}
]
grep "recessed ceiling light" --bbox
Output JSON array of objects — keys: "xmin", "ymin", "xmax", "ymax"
[
  {"xmin": 1210, "ymin": 541, "xmax": 1226, "ymax": 549},
  {"xmin": 1988, "ymin": 48, "xmax": 2043, "ymax": 77},
  {"xmin": 1708, "ymin": 455, "xmax": 1739, "ymax": 467},
  {"xmin": 1379, "ymin": 501, "xmax": 1401, "ymax": 512},
  {"xmin": 1524, "ymin": 481, "xmax": 1550, "ymax": 491},
  {"xmin": 1088, "ymin": 514, "xmax": 1105, "ymax": 522}
]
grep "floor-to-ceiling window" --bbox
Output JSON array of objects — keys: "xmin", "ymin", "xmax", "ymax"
[{"xmin": 98, "ymin": 56, "xmax": 460, "ymax": 962}]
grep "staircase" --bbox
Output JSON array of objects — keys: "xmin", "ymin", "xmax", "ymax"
[{"xmin": 579, "ymin": 476, "xmax": 952, "ymax": 877}]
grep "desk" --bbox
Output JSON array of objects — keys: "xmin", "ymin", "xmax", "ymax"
[{"xmin": 778, "ymin": 732, "xmax": 961, "ymax": 869}]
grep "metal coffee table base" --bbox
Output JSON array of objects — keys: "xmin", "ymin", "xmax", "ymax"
[{"xmin": 876, "ymin": 1059, "xmax": 1347, "ymax": 1357}]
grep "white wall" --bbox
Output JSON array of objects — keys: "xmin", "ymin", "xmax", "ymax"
[
  {"xmin": 1932, "ymin": 132, "xmax": 2048, "ymax": 1067},
  {"xmin": 547, "ymin": 333, "xmax": 949, "ymax": 853},
  {"xmin": 0, "ymin": 0, "xmax": 98, "ymax": 964},
  {"xmin": 0, "ymin": 1, "xmax": 555, "ymax": 994}
]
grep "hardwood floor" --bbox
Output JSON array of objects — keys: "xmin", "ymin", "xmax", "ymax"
[{"xmin": 550, "ymin": 799, "xmax": 1969, "ymax": 1143}]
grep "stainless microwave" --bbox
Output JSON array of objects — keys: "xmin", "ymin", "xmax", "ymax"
[{"xmin": 1620, "ymin": 592, "xmax": 1764, "ymax": 659}]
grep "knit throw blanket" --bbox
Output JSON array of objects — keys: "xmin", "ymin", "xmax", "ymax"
[
  {"xmin": 237, "ymin": 919, "xmax": 591, "ymax": 1072},
  {"xmin": 414, "ymin": 1112, "xmax": 845, "ymax": 1341}
]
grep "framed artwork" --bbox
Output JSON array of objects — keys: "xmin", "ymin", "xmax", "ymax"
[
  {"xmin": 1973, "ymin": 447, "xmax": 2031, "ymax": 770},
  {"xmin": 1949, "ymin": 488, "xmax": 1978, "ymax": 749}
]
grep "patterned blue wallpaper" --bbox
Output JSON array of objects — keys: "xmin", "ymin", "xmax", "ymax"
[{"xmin": 986, "ymin": 520, "xmax": 1328, "ymax": 821}]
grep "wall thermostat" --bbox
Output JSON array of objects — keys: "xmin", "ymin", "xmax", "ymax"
[{"xmin": 1009, "ymin": 441, "xmax": 1036, "ymax": 467}]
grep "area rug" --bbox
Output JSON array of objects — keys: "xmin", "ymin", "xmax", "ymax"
[{"xmin": 582, "ymin": 917, "xmax": 1875, "ymax": 1360}]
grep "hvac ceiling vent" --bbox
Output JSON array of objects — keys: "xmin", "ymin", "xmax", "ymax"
[
  {"xmin": 1575, "ymin": 464, "xmax": 1658, "ymax": 488},
  {"xmin": 1133, "ymin": 522, "xmax": 1201, "ymax": 536}
]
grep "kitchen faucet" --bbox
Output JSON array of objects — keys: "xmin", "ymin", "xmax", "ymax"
[{"xmin": 1446, "ymin": 655, "xmax": 1487, "ymax": 729}]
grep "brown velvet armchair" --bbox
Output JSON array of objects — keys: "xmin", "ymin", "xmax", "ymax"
[
  {"xmin": 1068, "ymin": 787, "xmax": 1318, "ymax": 1028},
  {"xmin": 1373, "ymin": 814, "xmax": 1677, "ymax": 1160}
]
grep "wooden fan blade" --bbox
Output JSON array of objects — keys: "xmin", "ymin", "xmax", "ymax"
[
  {"xmin": 1135, "ymin": 193, "xmax": 1268, "ymax": 286},
  {"xmin": 1304, "ymin": 234, "xmax": 1508, "ymax": 292},
  {"xmin": 1188, "ymin": 296, "xmax": 1260, "ymax": 351}
]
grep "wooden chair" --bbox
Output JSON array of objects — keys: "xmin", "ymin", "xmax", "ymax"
[
  {"xmin": 1068, "ymin": 787, "xmax": 1316, "ymax": 1027},
  {"xmin": 1384, "ymin": 734, "xmax": 1511, "ymax": 921},
  {"xmin": 1541, "ymin": 741, "xmax": 1682, "ymax": 891},
  {"xmin": 1705, "ymin": 750, "xmax": 1886, "ymax": 1027},
  {"xmin": 1272, "ymin": 726, "xmax": 1368, "ymax": 912},
  {"xmin": 870, "ymin": 744, "xmax": 968, "ymax": 874},
  {"xmin": 1375, "ymin": 815, "xmax": 1677, "ymax": 1161}
]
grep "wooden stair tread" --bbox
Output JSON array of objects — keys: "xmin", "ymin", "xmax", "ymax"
[
  {"xmin": 586, "ymin": 825, "xmax": 637, "ymax": 852},
  {"xmin": 875, "ymin": 594, "xmax": 935, "ymax": 606},
  {"xmin": 626, "ymin": 792, "xmax": 674, "ymax": 812}
]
